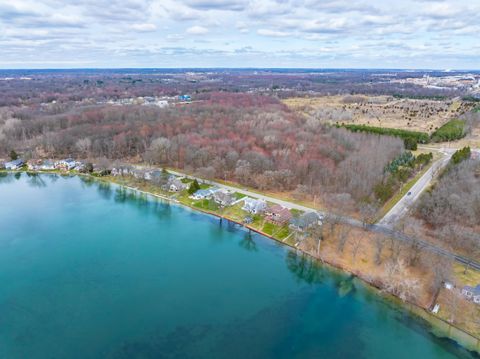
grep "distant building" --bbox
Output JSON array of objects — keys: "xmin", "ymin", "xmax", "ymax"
[
  {"xmin": 5, "ymin": 159, "xmax": 24, "ymax": 170},
  {"xmin": 462, "ymin": 285, "xmax": 480, "ymax": 304},
  {"xmin": 156, "ymin": 100, "xmax": 169, "ymax": 108},
  {"xmin": 178, "ymin": 95, "xmax": 192, "ymax": 102},
  {"xmin": 290, "ymin": 212, "xmax": 322, "ymax": 231},
  {"xmin": 242, "ymin": 198, "xmax": 267, "ymax": 214},
  {"xmin": 265, "ymin": 204, "xmax": 292, "ymax": 225}
]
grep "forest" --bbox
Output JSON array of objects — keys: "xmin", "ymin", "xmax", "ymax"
[
  {"xmin": 416, "ymin": 156, "xmax": 480, "ymax": 256},
  {"xmin": 0, "ymin": 92, "xmax": 405, "ymax": 212}
]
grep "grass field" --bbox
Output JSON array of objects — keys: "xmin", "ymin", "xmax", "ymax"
[{"xmin": 283, "ymin": 95, "xmax": 473, "ymax": 135}]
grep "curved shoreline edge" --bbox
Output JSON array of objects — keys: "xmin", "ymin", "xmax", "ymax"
[{"xmin": 3, "ymin": 169, "xmax": 480, "ymax": 354}]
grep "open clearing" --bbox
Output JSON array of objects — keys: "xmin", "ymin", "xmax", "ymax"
[{"xmin": 283, "ymin": 95, "xmax": 475, "ymax": 134}]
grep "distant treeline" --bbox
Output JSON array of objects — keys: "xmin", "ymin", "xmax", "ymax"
[
  {"xmin": 431, "ymin": 119, "xmax": 466, "ymax": 142},
  {"xmin": 340, "ymin": 124, "xmax": 429, "ymax": 150},
  {"xmin": 393, "ymin": 93, "xmax": 448, "ymax": 101},
  {"xmin": 342, "ymin": 118, "xmax": 468, "ymax": 149}
]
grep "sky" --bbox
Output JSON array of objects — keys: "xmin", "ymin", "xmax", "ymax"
[{"xmin": 0, "ymin": 0, "xmax": 479, "ymax": 69}]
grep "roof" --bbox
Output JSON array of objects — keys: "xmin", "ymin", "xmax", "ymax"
[
  {"xmin": 193, "ymin": 189, "xmax": 211, "ymax": 196},
  {"xmin": 6, "ymin": 159, "xmax": 24, "ymax": 166},
  {"xmin": 243, "ymin": 197, "xmax": 266, "ymax": 207},
  {"xmin": 267, "ymin": 205, "xmax": 292, "ymax": 221},
  {"xmin": 463, "ymin": 285, "xmax": 480, "ymax": 295},
  {"xmin": 214, "ymin": 191, "xmax": 234, "ymax": 202},
  {"xmin": 169, "ymin": 178, "xmax": 184, "ymax": 187},
  {"xmin": 290, "ymin": 212, "xmax": 320, "ymax": 229}
]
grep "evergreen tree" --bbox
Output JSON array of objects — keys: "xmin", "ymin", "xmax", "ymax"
[
  {"xmin": 9, "ymin": 150, "xmax": 18, "ymax": 160},
  {"xmin": 188, "ymin": 179, "xmax": 201, "ymax": 195}
]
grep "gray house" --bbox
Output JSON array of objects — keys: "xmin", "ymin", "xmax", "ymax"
[
  {"xmin": 213, "ymin": 190, "xmax": 235, "ymax": 207},
  {"xmin": 290, "ymin": 212, "xmax": 322, "ymax": 231},
  {"xmin": 462, "ymin": 285, "xmax": 480, "ymax": 304}
]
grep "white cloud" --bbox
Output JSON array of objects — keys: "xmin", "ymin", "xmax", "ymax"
[
  {"xmin": 0, "ymin": 0, "xmax": 478, "ymax": 68},
  {"xmin": 257, "ymin": 29, "xmax": 291, "ymax": 37},
  {"xmin": 186, "ymin": 25, "xmax": 209, "ymax": 35},
  {"xmin": 130, "ymin": 23, "xmax": 157, "ymax": 32}
]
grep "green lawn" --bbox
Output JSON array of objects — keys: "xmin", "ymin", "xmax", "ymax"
[
  {"xmin": 275, "ymin": 225, "xmax": 291, "ymax": 240},
  {"xmin": 262, "ymin": 222, "xmax": 275, "ymax": 235},
  {"xmin": 233, "ymin": 192, "xmax": 246, "ymax": 200},
  {"xmin": 431, "ymin": 119, "xmax": 466, "ymax": 142}
]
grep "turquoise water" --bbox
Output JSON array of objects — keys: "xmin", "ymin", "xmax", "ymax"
[{"xmin": 0, "ymin": 173, "xmax": 476, "ymax": 359}]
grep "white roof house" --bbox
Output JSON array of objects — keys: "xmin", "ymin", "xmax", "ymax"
[{"xmin": 242, "ymin": 198, "xmax": 267, "ymax": 214}]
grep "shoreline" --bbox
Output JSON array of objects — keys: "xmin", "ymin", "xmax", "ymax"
[{"xmin": 3, "ymin": 169, "xmax": 480, "ymax": 353}]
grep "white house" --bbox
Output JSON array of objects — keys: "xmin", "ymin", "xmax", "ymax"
[
  {"xmin": 5, "ymin": 159, "xmax": 24, "ymax": 170},
  {"xmin": 55, "ymin": 158, "xmax": 77, "ymax": 170},
  {"xmin": 462, "ymin": 285, "xmax": 480, "ymax": 304},
  {"xmin": 242, "ymin": 198, "xmax": 267, "ymax": 214},
  {"xmin": 191, "ymin": 187, "xmax": 220, "ymax": 200}
]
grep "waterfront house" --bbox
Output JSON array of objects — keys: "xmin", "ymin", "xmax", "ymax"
[
  {"xmin": 242, "ymin": 198, "xmax": 267, "ymax": 214},
  {"xmin": 213, "ymin": 190, "xmax": 235, "ymax": 207},
  {"xmin": 167, "ymin": 177, "xmax": 186, "ymax": 192},
  {"xmin": 5, "ymin": 159, "xmax": 24, "ymax": 170},
  {"xmin": 191, "ymin": 189, "xmax": 211, "ymax": 200},
  {"xmin": 133, "ymin": 169, "xmax": 148, "ymax": 180},
  {"xmin": 55, "ymin": 158, "xmax": 77, "ymax": 170},
  {"xmin": 290, "ymin": 212, "xmax": 323, "ymax": 231},
  {"xmin": 265, "ymin": 204, "xmax": 292, "ymax": 225},
  {"xmin": 462, "ymin": 285, "xmax": 480, "ymax": 304},
  {"xmin": 27, "ymin": 159, "xmax": 40, "ymax": 170},
  {"xmin": 191, "ymin": 187, "xmax": 220, "ymax": 200},
  {"xmin": 111, "ymin": 166, "xmax": 134, "ymax": 177},
  {"xmin": 40, "ymin": 160, "xmax": 56, "ymax": 171}
]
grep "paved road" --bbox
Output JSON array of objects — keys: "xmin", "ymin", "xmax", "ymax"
[
  {"xmin": 379, "ymin": 145, "xmax": 480, "ymax": 226},
  {"xmin": 378, "ymin": 149, "xmax": 452, "ymax": 226}
]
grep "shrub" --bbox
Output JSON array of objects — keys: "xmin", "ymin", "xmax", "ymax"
[
  {"xmin": 414, "ymin": 153, "xmax": 433, "ymax": 167},
  {"xmin": 451, "ymin": 147, "xmax": 471, "ymax": 165},
  {"xmin": 385, "ymin": 151, "xmax": 415, "ymax": 173}
]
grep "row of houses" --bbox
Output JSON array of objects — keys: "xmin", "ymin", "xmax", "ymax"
[
  {"xmin": 240, "ymin": 197, "xmax": 323, "ymax": 230},
  {"xmin": 26, "ymin": 158, "xmax": 85, "ymax": 171},
  {"xmin": 189, "ymin": 187, "xmax": 236, "ymax": 207},
  {"xmin": 2, "ymin": 158, "xmax": 84, "ymax": 171},
  {"xmin": 112, "ymin": 167, "xmax": 188, "ymax": 193},
  {"xmin": 112, "ymin": 164, "xmax": 323, "ymax": 232},
  {"xmin": 3, "ymin": 159, "xmax": 25, "ymax": 170}
]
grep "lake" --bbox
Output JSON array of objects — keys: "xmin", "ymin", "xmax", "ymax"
[{"xmin": 0, "ymin": 173, "xmax": 476, "ymax": 358}]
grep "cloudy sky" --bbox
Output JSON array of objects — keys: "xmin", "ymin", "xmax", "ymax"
[{"xmin": 0, "ymin": 0, "xmax": 479, "ymax": 69}]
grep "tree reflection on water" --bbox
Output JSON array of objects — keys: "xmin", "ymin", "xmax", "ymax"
[
  {"xmin": 239, "ymin": 231, "xmax": 258, "ymax": 252},
  {"xmin": 286, "ymin": 251, "xmax": 325, "ymax": 285}
]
